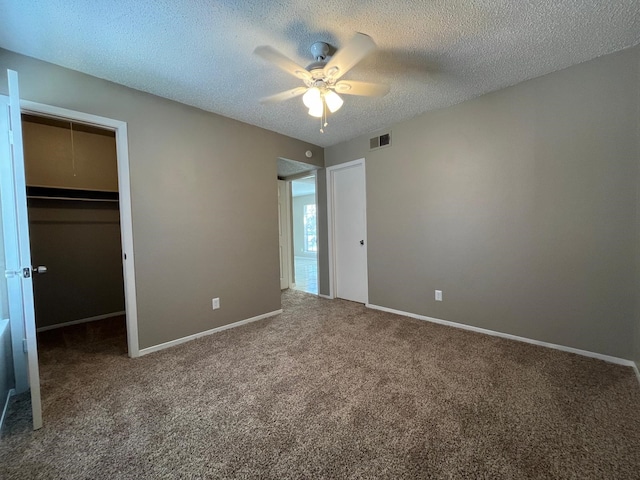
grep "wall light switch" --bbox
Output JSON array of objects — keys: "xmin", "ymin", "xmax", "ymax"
[
  {"xmin": 212, "ymin": 298, "xmax": 220, "ymax": 310},
  {"xmin": 435, "ymin": 290, "xmax": 443, "ymax": 301}
]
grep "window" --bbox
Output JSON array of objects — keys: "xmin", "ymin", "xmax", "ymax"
[{"xmin": 303, "ymin": 204, "xmax": 317, "ymax": 253}]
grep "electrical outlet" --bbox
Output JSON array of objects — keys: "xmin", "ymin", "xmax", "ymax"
[
  {"xmin": 212, "ymin": 298, "xmax": 220, "ymax": 310},
  {"xmin": 435, "ymin": 290, "xmax": 443, "ymax": 301}
]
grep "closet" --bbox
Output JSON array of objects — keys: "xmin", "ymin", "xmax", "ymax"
[{"xmin": 21, "ymin": 114, "xmax": 125, "ymax": 332}]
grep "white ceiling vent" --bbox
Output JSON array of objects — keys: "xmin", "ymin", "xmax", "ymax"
[{"xmin": 370, "ymin": 132, "xmax": 391, "ymax": 150}]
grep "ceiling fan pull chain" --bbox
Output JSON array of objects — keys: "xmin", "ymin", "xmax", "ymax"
[{"xmin": 320, "ymin": 100, "xmax": 329, "ymax": 133}]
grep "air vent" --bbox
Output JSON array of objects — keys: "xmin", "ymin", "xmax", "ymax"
[{"xmin": 370, "ymin": 132, "xmax": 391, "ymax": 150}]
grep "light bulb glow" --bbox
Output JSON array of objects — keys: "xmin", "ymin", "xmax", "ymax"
[
  {"xmin": 308, "ymin": 102, "xmax": 323, "ymax": 117},
  {"xmin": 324, "ymin": 90, "xmax": 343, "ymax": 113},
  {"xmin": 302, "ymin": 87, "xmax": 321, "ymax": 109}
]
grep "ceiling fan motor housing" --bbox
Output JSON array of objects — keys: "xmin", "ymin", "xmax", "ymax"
[
  {"xmin": 310, "ymin": 41, "xmax": 330, "ymax": 61},
  {"xmin": 306, "ymin": 61, "xmax": 329, "ymax": 81}
]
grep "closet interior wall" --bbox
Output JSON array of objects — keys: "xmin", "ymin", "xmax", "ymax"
[{"xmin": 22, "ymin": 115, "xmax": 125, "ymax": 330}]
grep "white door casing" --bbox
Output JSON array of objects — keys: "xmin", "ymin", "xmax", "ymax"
[
  {"xmin": 327, "ymin": 159, "xmax": 368, "ymax": 303},
  {"xmin": 0, "ymin": 70, "xmax": 42, "ymax": 429}
]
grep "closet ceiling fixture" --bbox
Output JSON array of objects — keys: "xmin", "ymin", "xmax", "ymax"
[{"xmin": 254, "ymin": 33, "xmax": 390, "ymax": 133}]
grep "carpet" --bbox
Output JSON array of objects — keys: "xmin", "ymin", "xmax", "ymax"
[{"xmin": 1, "ymin": 290, "xmax": 639, "ymax": 479}]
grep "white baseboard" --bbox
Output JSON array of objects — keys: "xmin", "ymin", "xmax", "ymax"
[
  {"xmin": 0, "ymin": 388, "xmax": 15, "ymax": 433},
  {"xmin": 138, "ymin": 309, "xmax": 283, "ymax": 357},
  {"xmin": 36, "ymin": 311, "xmax": 126, "ymax": 332},
  {"xmin": 366, "ymin": 303, "xmax": 635, "ymax": 368},
  {"xmin": 633, "ymin": 362, "xmax": 640, "ymax": 385}
]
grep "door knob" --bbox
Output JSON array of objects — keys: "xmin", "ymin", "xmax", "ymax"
[
  {"xmin": 32, "ymin": 266, "xmax": 47, "ymax": 274},
  {"xmin": 360, "ymin": 240, "xmax": 364, "ymax": 245}
]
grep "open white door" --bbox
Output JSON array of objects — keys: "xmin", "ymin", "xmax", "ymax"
[{"xmin": 0, "ymin": 70, "xmax": 42, "ymax": 429}]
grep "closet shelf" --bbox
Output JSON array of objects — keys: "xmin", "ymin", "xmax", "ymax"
[{"xmin": 26, "ymin": 186, "xmax": 119, "ymax": 203}]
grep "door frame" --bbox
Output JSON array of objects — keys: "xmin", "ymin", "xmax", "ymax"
[
  {"xmin": 20, "ymin": 100, "xmax": 140, "ymax": 357},
  {"xmin": 288, "ymin": 171, "xmax": 319, "ymax": 294},
  {"xmin": 326, "ymin": 158, "xmax": 368, "ymax": 301}
]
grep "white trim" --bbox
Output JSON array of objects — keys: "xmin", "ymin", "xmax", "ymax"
[
  {"xmin": 318, "ymin": 294, "xmax": 332, "ymax": 300},
  {"xmin": 6, "ymin": 72, "xmax": 42, "ymax": 429},
  {"xmin": 285, "ymin": 180, "xmax": 294, "ymax": 289},
  {"xmin": 287, "ymin": 172, "xmax": 319, "ymax": 295},
  {"xmin": 366, "ymin": 303, "xmax": 636, "ymax": 367},
  {"xmin": 633, "ymin": 362, "xmax": 640, "ymax": 385},
  {"xmin": 312, "ymin": 171, "xmax": 320, "ymax": 295},
  {"xmin": 36, "ymin": 311, "xmax": 126, "ymax": 332},
  {"xmin": 325, "ymin": 158, "xmax": 368, "ymax": 302},
  {"xmin": 20, "ymin": 100, "xmax": 140, "ymax": 358},
  {"xmin": 138, "ymin": 309, "xmax": 282, "ymax": 357},
  {"xmin": 0, "ymin": 387, "xmax": 15, "ymax": 433}
]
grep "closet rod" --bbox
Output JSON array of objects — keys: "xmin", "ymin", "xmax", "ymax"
[{"xmin": 27, "ymin": 195, "xmax": 119, "ymax": 203}]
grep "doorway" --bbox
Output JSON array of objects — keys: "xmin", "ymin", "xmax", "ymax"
[
  {"xmin": 22, "ymin": 113, "xmax": 128, "ymax": 355},
  {"xmin": 20, "ymin": 101, "xmax": 139, "ymax": 360},
  {"xmin": 290, "ymin": 174, "xmax": 318, "ymax": 295}
]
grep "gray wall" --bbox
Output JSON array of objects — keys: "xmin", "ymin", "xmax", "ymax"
[
  {"xmin": 0, "ymin": 319, "xmax": 13, "ymax": 421},
  {"xmin": 1, "ymin": 49, "xmax": 323, "ymax": 350},
  {"xmin": 325, "ymin": 45, "xmax": 640, "ymax": 359},
  {"xmin": 0, "ymin": 199, "xmax": 8, "ymax": 322},
  {"xmin": 316, "ymin": 170, "xmax": 330, "ymax": 296},
  {"xmin": 636, "ymin": 306, "xmax": 640, "ymax": 374},
  {"xmin": 0, "ymin": 211, "xmax": 12, "ymax": 419},
  {"xmin": 292, "ymin": 194, "xmax": 316, "ymax": 259},
  {"xmin": 0, "ymin": 152, "xmax": 14, "ymax": 414},
  {"xmin": 28, "ymin": 200, "xmax": 125, "ymax": 329}
]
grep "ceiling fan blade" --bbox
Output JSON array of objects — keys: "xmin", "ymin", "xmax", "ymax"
[
  {"xmin": 259, "ymin": 87, "xmax": 308, "ymax": 104},
  {"xmin": 334, "ymin": 80, "xmax": 390, "ymax": 97},
  {"xmin": 323, "ymin": 33, "xmax": 377, "ymax": 81},
  {"xmin": 254, "ymin": 46, "xmax": 311, "ymax": 81}
]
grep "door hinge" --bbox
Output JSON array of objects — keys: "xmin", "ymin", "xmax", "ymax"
[
  {"xmin": 4, "ymin": 268, "xmax": 31, "ymax": 278},
  {"xmin": 23, "ymin": 339, "xmax": 28, "ymax": 353},
  {"xmin": 8, "ymin": 129, "xmax": 14, "ymax": 145}
]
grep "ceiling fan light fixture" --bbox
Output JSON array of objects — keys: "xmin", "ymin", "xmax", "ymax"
[
  {"xmin": 302, "ymin": 87, "xmax": 321, "ymax": 109},
  {"xmin": 256, "ymin": 33, "xmax": 388, "ymax": 130},
  {"xmin": 308, "ymin": 103, "xmax": 323, "ymax": 118},
  {"xmin": 324, "ymin": 90, "xmax": 344, "ymax": 113}
]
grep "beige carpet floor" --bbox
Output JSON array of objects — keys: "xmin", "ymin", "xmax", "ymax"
[{"xmin": 1, "ymin": 290, "xmax": 640, "ymax": 479}]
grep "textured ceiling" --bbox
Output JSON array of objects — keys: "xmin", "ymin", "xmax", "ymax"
[{"xmin": 1, "ymin": 1, "xmax": 639, "ymax": 147}]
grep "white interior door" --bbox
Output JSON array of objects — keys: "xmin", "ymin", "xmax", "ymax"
[
  {"xmin": 329, "ymin": 160, "xmax": 368, "ymax": 303},
  {"xmin": 277, "ymin": 180, "xmax": 290, "ymax": 290},
  {"xmin": 0, "ymin": 70, "xmax": 42, "ymax": 429}
]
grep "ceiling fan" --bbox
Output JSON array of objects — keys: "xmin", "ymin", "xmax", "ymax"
[{"xmin": 254, "ymin": 33, "xmax": 390, "ymax": 132}]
